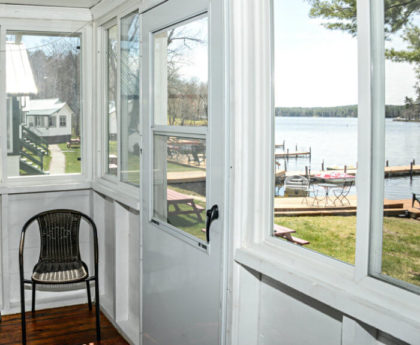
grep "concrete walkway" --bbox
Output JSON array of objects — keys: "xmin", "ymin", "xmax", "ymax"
[{"xmin": 49, "ymin": 144, "xmax": 65, "ymax": 175}]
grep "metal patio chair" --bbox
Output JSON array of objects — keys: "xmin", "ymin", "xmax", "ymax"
[
  {"xmin": 333, "ymin": 180, "xmax": 354, "ymax": 206},
  {"xmin": 302, "ymin": 183, "xmax": 325, "ymax": 207},
  {"xmin": 412, "ymin": 193, "xmax": 420, "ymax": 208},
  {"xmin": 19, "ymin": 209, "xmax": 100, "ymax": 345}
]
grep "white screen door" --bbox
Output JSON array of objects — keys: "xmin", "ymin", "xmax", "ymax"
[{"xmin": 141, "ymin": 0, "xmax": 226, "ymax": 344}]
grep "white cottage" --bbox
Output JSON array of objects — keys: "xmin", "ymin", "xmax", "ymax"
[{"xmin": 23, "ymin": 98, "xmax": 73, "ymax": 143}]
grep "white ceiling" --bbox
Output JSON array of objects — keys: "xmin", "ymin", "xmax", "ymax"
[{"xmin": 0, "ymin": 0, "xmax": 102, "ymax": 8}]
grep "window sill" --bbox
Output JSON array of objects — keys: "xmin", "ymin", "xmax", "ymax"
[
  {"xmin": 235, "ymin": 242, "xmax": 420, "ymax": 344},
  {"xmin": 92, "ymin": 178, "xmax": 139, "ymax": 211},
  {"xmin": 0, "ymin": 178, "xmax": 91, "ymax": 195}
]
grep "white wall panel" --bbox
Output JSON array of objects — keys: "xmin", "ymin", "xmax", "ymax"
[
  {"xmin": 258, "ymin": 275, "xmax": 342, "ymax": 345},
  {"xmin": 92, "ymin": 191, "xmax": 140, "ymax": 344}
]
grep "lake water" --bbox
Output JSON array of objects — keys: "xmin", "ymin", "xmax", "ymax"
[{"xmin": 275, "ymin": 117, "xmax": 420, "ymax": 200}]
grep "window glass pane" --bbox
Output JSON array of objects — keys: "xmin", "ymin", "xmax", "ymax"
[
  {"xmin": 121, "ymin": 12, "xmax": 140, "ymax": 186},
  {"xmin": 153, "ymin": 16, "xmax": 208, "ymax": 127},
  {"xmin": 273, "ymin": 0, "xmax": 357, "ymax": 263},
  {"xmin": 379, "ymin": 3, "xmax": 420, "ymax": 288},
  {"xmin": 6, "ymin": 32, "xmax": 81, "ymax": 176},
  {"xmin": 153, "ymin": 135, "xmax": 206, "ymax": 241},
  {"xmin": 107, "ymin": 25, "xmax": 118, "ymax": 176}
]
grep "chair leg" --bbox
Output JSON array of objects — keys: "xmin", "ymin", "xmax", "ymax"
[
  {"xmin": 86, "ymin": 280, "xmax": 92, "ymax": 311},
  {"xmin": 32, "ymin": 282, "xmax": 36, "ymax": 313},
  {"xmin": 20, "ymin": 277, "xmax": 26, "ymax": 345},
  {"xmin": 94, "ymin": 278, "xmax": 101, "ymax": 341}
]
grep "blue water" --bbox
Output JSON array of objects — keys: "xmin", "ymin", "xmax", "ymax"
[{"xmin": 275, "ymin": 117, "xmax": 420, "ymax": 199}]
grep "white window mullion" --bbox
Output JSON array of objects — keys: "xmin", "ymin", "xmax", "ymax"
[
  {"xmin": 354, "ymin": 0, "xmax": 375, "ymax": 281},
  {"xmin": 368, "ymin": 0, "xmax": 386, "ymax": 281},
  {"xmin": 0, "ymin": 25, "xmax": 7, "ymax": 183},
  {"xmin": 116, "ymin": 17, "xmax": 122, "ymax": 181}
]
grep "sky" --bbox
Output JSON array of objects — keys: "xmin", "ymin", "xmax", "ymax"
[
  {"xmin": 167, "ymin": 16, "xmax": 208, "ymax": 84},
  {"xmin": 274, "ymin": 0, "xmax": 418, "ymax": 107}
]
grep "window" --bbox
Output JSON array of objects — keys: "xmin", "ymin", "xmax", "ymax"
[
  {"xmin": 369, "ymin": 1, "xmax": 420, "ymax": 292},
  {"xmin": 102, "ymin": 13, "xmax": 140, "ymax": 186},
  {"xmin": 106, "ymin": 24, "xmax": 118, "ymax": 176},
  {"xmin": 272, "ymin": 0, "xmax": 358, "ymax": 264},
  {"xmin": 60, "ymin": 115, "xmax": 66, "ymax": 127},
  {"xmin": 6, "ymin": 32, "xmax": 81, "ymax": 177},
  {"xmin": 270, "ymin": 0, "xmax": 420, "ymax": 295},
  {"xmin": 35, "ymin": 116, "xmax": 44, "ymax": 128},
  {"xmin": 49, "ymin": 116, "xmax": 56, "ymax": 127},
  {"xmin": 120, "ymin": 12, "xmax": 140, "ymax": 186},
  {"xmin": 152, "ymin": 15, "xmax": 208, "ymax": 240}
]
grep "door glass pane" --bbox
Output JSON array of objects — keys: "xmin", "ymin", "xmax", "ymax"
[
  {"xmin": 6, "ymin": 32, "xmax": 81, "ymax": 176},
  {"xmin": 273, "ymin": 0, "xmax": 358, "ymax": 264},
  {"xmin": 380, "ymin": 3, "xmax": 420, "ymax": 288},
  {"xmin": 107, "ymin": 25, "xmax": 118, "ymax": 176},
  {"xmin": 121, "ymin": 12, "xmax": 140, "ymax": 186},
  {"xmin": 153, "ymin": 16, "xmax": 208, "ymax": 126},
  {"xmin": 153, "ymin": 135, "xmax": 206, "ymax": 241}
]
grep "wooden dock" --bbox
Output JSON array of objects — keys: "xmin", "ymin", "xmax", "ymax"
[
  {"xmin": 274, "ymin": 196, "xmax": 419, "ymax": 218},
  {"xmin": 275, "ymin": 164, "xmax": 420, "ymax": 180},
  {"xmin": 275, "ymin": 151, "xmax": 311, "ymax": 159},
  {"xmin": 384, "ymin": 165, "xmax": 420, "ymax": 177},
  {"xmin": 168, "ymin": 170, "xmax": 206, "ymax": 183}
]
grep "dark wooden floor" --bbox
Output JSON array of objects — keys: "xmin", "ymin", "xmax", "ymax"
[{"xmin": 0, "ymin": 304, "xmax": 129, "ymax": 345}]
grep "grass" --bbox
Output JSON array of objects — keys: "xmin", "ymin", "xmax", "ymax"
[
  {"xmin": 167, "ymin": 162, "xmax": 203, "ymax": 172},
  {"xmin": 58, "ymin": 143, "xmax": 81, "ymax": 174},
  {"xmin": 274, "ymin": 216, "xmax": 420, "ymax": 286}
]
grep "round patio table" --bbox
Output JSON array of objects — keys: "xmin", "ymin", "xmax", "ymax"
[{"xmin": 318, "ymin": 183, "xmax": 338, "ymax": 207}]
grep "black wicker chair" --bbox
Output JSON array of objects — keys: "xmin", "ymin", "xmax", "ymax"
[{"xmin": 19, "ymin": 209, "xmax": 100, "ymax": 345}]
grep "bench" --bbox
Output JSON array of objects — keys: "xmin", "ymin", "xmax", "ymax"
[
  {"xmin": 273, "ymin": 224, "xmax": 310, "ymax": 246},
  {"xmin": 167, "ymin": 188, "xmax": 204, "ymax": 222}
]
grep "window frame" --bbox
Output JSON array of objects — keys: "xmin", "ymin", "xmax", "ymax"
[
  {"xmin": 230, "ymin": 0, "xmax": 420, "ymax": 343},
  {"xmin": 59, "ymin": 115, "xmax": 67, "ymax": 128},
  {"xmin": 0, "ymin": 18, "xmax": 92, "ymax": 187},
  {"xmin": 94, "ymin": 5, "xmax": 141, "ymax": 204}
]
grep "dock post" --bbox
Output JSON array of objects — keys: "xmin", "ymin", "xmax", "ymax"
[
  {"xmin": 413, "ymin": 159, "xmax": 416, "ymax": 165},
  {"xmin": 410, "ymin": 161, "xmax": 413, "ymax": 179},
  {"xmin": 284, "ymin": 160, "xmax": 287, "ymax": 171},
  {"xmin": 386, "ymin": 160, "xmax": 389, "ymax": 167},
  {"xmin": 344, "ymin": 165, "xmax": 347, "ymax": 173},
  {"xmin": 305, "ymin": 166, "xmax": 308, "ymax": 179},
  {"xmin": 322, "ymin": 160, "xmax": 324, "ymax": 171}
]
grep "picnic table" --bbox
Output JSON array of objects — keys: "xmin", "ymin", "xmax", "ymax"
[
  {"xmin": 273, "ymin": 224, "xmax": 309, "ymax": 245},
  {"xmin": 66, "ymin": 137, "xmax": 80, "ymax": 149},
  {"xmin": 167, "ymin": 188, "xmax": 204, "ymax": 222}
]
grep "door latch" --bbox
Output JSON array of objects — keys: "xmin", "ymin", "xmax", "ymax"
[{"xmin": 205, "ymin": 205, "xmax": 219, "ymax": 243}]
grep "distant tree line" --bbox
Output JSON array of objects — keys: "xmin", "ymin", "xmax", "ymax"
[{"xmin": 275, "ymin": 105, "xmax": 404, "ymax": 118}]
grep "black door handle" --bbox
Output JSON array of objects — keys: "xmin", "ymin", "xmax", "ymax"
[{"xmin": 206, "ymin": 205, "xmax": 219, "ymax": 243}]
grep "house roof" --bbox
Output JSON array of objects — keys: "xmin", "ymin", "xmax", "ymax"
[
  {"xmin": 6, "ymin": 42, "xmax": 38, "ymax": 96},
  {"xmin": 23, "ymin": 98, "xmax": 67, "ymax": 116}
]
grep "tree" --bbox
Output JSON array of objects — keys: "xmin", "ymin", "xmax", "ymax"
[
  {"xmin": 306, "ymin": 0, "xmax": 420, "ymax": 119},
  {"xmin": 166, "ymin": 22, "xmax": 208, "ymax": 126}
]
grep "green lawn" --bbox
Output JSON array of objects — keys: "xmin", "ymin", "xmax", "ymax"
[
  {"xmin": 58, "ymin": 143, "xmax": 81, "ymax": 173},
  {"xmin": 167, "ymin": 162, "xmax": 204, "ymax": 172},
  {"xmin": 274, "ymin": 216, "xmax": 420, "ymax": 286}
]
